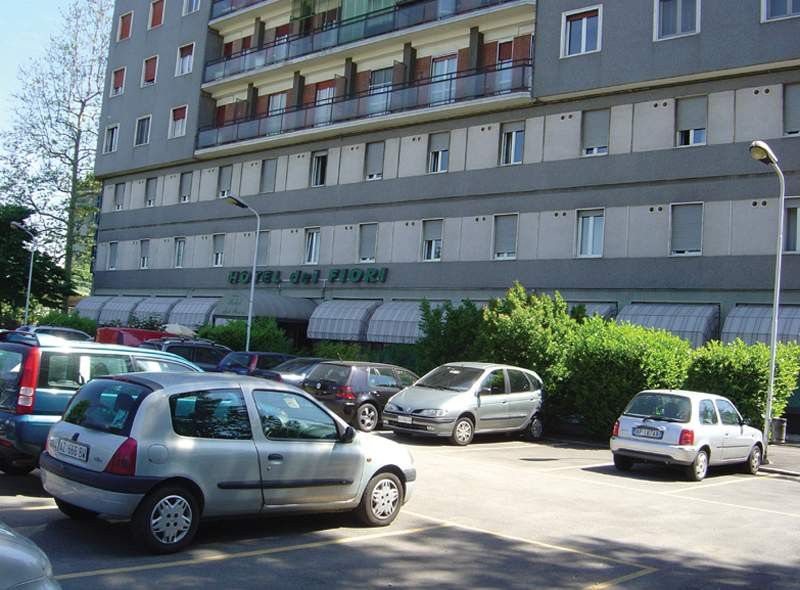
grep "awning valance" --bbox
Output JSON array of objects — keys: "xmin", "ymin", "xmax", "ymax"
[
  {"xmin": 367, "ymin": 301, "xmax": 439, "ymax": 344},
  {"xmin": 167, "ymin": 298, "xmax": 219, "ymax": 328},
  {"xmin": 75, "ymin": 296, "xmax": 114, "ymax": 321},
  {"xmin": 722, "ymin": 305, "xmax": 800, "ymax": 345},
  {"xmin": 132, "ymin": 297, "xmax": 182, "ymax": 324},
  {"xmin": 214, "ymin": 292, "xmax": 317, "ymax": 321},
  {"xmin": 307, "ymin": 300, "xmax": 381, "ymax": 341},
  {"xmin": 98, "ymin": 296, "xmax": 146, "ymax": 326},
  {"xmin": 616, "ymin": 303, "xmax": 719, "ymax": 347},
  {"xmin": 568, "ymin": 302, "xmax": 618, "ymax": 320}
]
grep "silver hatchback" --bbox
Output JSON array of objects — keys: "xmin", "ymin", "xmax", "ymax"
[
  {"xmin": 40, "ymin": 373, "xmax": 415, "ymax": 553},
  {"xmin": 610, "ymin": 389, "xmax": 764, "ymax": 481}
]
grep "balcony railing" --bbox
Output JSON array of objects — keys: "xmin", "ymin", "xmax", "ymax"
[
  {"xmin": 205, "ymin": 0, "xmax": 516, "ymax": 83},
  {"xmin": 211, "ymin": 0, "xmax": 266, "ymax": 20},
  {"xmin": 197, "ymin": 60, "xmax": 531, "ymax": 150}
]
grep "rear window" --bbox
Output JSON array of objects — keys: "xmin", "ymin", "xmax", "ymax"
[
  {"xmin": 0, "ymin": 348, "xmax": 24, "ymax": 410},
  {"xmin": 306, "ymin": 363, "xmax": 352, "ymax": 386},
  {"xmin": 274, "ymin": 358, "xmax": 315, "ymax": 373},
  {"xmin": 256, "ymin": 355, "xmax": 283, "ymax": 370},
  {"xmin": 195, "ymin": 347, "xmax": 226, "ymax": 366},
  {"xmin": 220, "ymin": 353, "xmax": 251, "ymax": 370},
  {"xmin": 63, "ymin": 379, "xmax": 151, "ymax": 436},
  {"xmin": 165, "ymin": 345, "xmax": 193, "ymax": 360},
  {"xmin": 624, "ymin": 392, "xmax": 692, "ymax": 423}
]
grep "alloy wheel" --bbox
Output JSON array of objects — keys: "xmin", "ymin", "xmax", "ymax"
[
  {"xmin": 455, "ymin": 420, "xmax": 472, "ymax": 444},
  {"xmin": 150, "ymin": 495, "xmax": 193, "ymax": 545},
  {"xmin": 694, "ymin": 451, "xmax": 708, "ymax": 480},
  {"xmin": 370, "ymin": 478, "xmax": 400, "ymax": 520},
  {"xmin": 358, "ymin": 404, "xmax": 378, "ymax": 431}
]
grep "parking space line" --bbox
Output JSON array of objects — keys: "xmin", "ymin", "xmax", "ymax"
[
  {"xmin": 430, "ymin": 443, "xmax": 537, "ymax": 454},
  {"xmin": 537, "ymin": 462, "xmax": 613, "ymax": 473},
  {"xmin": 660, "ymin": 476, "xmax": 764, "ymax": 495},
  {"xmin": 54, "ymin": 523, "xmax": 448, "ymax": 581},
  {"xmin": 587, "ymin": 567, "xmax": 658, "ymax": 590}
]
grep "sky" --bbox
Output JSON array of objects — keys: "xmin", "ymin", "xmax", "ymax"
[{"xmin": 0, "ymin": 0, "xmax": 73, "ymax": 132}]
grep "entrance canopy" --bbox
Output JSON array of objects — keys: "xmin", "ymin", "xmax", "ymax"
[
  {"xmin": 307, "ymin": 300, "xmax": 381, "ymax": 341},
  {"xmin": 98, "ymin": 296, "xmax": 146, "ymax": 326},
  {"xmin": 167, "ymin": 298, "xmax": 220, "ymax": 329},
  {"xmin": 132, "ymin": 297, "xmax": 182, "ymax": 324},
  {"xmin": 616, "ymin": 303, "xmax": 719, "ymax": 347},
  {"xmin": 721, "ymin": 305, "xmax": 800, "ymax": 345},
  {"xmin": 366, "ymin": 301, "xmax": 437, "ymax": 344},
  {"xmin": 75, "ymin": 296, "xmax": 114, "ymax": 321},
  {"xmin": 214, "ymin": 292, "xmax": 317, "ymax": 321}
]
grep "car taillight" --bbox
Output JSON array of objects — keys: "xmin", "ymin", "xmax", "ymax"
[
  {"xmin": 679, "ymin": 429, "xmax": 695, "ymax": 446},
  {"xmin": 16, "ymin": 348, "xmax": 41, "ymax": 415},
  {"xmin": 612, "ymin": 420, "xmax": 620, "ymax": 437},
  {"xmin": 335, "ymin": 386, "xmax": 356, "ymax": 400},
  {"xmin": 105, "ymin": 438, "xmax": 137, "ymax": 476}
]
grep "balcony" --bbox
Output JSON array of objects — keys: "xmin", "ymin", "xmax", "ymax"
[
  {"xmin": 205, "ymin": 0, "xmax": 519, "ymax": 84},
  {"xmin": 197, "ymin": 60, "xmax": 531, "ymax": 150},
  {"xmin": 211, "ymin": 0, "xmax": 267, "ymax": 20}
]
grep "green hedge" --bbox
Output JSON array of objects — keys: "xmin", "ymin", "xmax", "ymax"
[
  {"xmin": 36, "ymin": 311, "xmax": 97, "ymax": 337},
  {"xmin": 197, "ymin": 318, "xmax": 291, "ymax": 353},
  {"xmin": 416, "ymin": 299, "xmax": 486, "ymax": 373}
]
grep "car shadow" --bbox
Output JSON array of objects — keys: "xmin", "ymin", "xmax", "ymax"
[
  {"xmin": 582, "ymin": 462, "xmax": 749, "ymax": 482},
  {"xmin": 0, "ymin": 470, "xmax": 50, "ymax": 498},
  {"xmin": 374, "ymin": 431, "xmax": 523, "ymax": 447}
]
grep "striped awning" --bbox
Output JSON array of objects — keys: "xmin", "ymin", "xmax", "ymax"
[
  {"xmin": 616, "ymin": 303, "xmax": 719, "ymax": 348},
  {"xmin": 367, "ymin": 301, "xmax": 440, "ymax": 344},
  {"xmin": 98, "ymin": 296, "xmax": 146, "ymax": 326},
  {"xmin": 74, "ymin": 296, "xmax": 114, "ymax": 321},
  {"xmin": 132, "ymin": 297, "xmax": 182, "ymax": 324},
  {"xmin": 214, "ymin": 292, "xmax": 317, "ymax": 321},
  {"xmin": 568, "ymin": 302, "xmax": 618, "ymax": 319},
  {"xmin": 721, "ymin": 305, "xmax": 800, "ymax": 345},
  {"xmin": 167, "ymin": 298, "xmax": 220, "ymax": 329},
  {"xmin": 307, "ymin": 300, "xmax": 381, "ymax": 341}
]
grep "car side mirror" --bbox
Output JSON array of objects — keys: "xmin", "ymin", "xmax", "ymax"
[
  {"xmin": 740, "ymin": 417, "xmax": 750, "ymax": 427},
  {"xmin": 479, "ymin": 386, "xmax": 492, "ymax": 396},
  {"xmin": 341, "ymin": 426, "xmax": 356, "ymax": 443}
]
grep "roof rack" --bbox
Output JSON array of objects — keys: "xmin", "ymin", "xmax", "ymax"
[
  {"xmin": 145, "ymin": 336, "xmax": 219, "ymax": 345},
  {"xmin": 0, "ymin": 331, "xmax": 41, "ymax": 346}
]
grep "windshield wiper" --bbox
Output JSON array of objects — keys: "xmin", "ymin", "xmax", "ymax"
[
  {"xmin": 641, "ymin": 415, "xmax": 676, "ymax": 423},
  {"xmin": 418, "ymin": 384, "xmax": 459, "ymax": 391}
]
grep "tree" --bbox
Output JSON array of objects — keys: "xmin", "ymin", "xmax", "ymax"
[
  {"xmin": 0, "ymin": 0, "xmax": 112, "ymax": 308},
  {"xmin": 416, "ymin": 299, "xmax": 487, "ymax": 373}
]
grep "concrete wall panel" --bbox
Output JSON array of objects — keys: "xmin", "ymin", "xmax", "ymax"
[
  {"xmin": 731, "ymin": 198, "xmax": 777, "ymax": 255},
  {"xmin": 332, "ymin": 224, "xmax": 357, "ymax": 264},
  {"xmin": 523, "ymin": 117, "xmax": 544, "ymax": 164},
  {"xmin": 702, "ymin": 200, "xmax": 732, "ymax": 257},
  {"xmin": 734, "ymin": 84, "xmax": 783, "ymax": 142},
  {"xmin": 390, "ymin": 220, "xmax": 420, "ymax": 262},
  {"xmin": 339, "ymin": 144, "xmax": 365, "ymax": 184},
  {"xmin": 465, "ymin": 124, "xmax": 500, "ymax": 170},
  {"xmin": 398, "ymin": 135, "xmax": 428, "ymax": 178},
  {"xmin": 609, "ymin": 105, "xmax": 633, "ymax": 155},
  {"xmin": 603, "ymin": 207, "xmax": 628, "ymax": 259},
  {"xmin": 708, "ymin": 91, "xmax": 735, "ymax": 145},
  {"xmin": 449, "ymin": 128, "xmax": 467, "ymax": 173},
  {"xmin": 633, "ymin": 99, "xmax": 675, "ymax": 152},
  {"xmin": 240, "ymin": 160, "xmax": 262, "ymax": 196},
  {"xmin": 279, "ymin": 228, "xmax": 303, "ymax": 266},
  {"xmin": 459, "ymin": 215, "xmax": 492, "ymax": 261},
  {"xmin": 442, "ymin": 218, "xmax": 462, "ymax": 261},
  {"xmin": 627, "ymin": 205, "xmax": 669, "ymax": 258},
  {"xmin": 382, "ymin": 138, "xmax": 400, "ymax": 180},
  {"xmin": 543, "ymin": 112, "xmax": 580, "ymax": 161},
  {"xmin": 537, "ymin": 210, "xmax": 574, "ymax": 259},
  {"xmin": 274, "ymin": 155, "xmax": 289, "ymax": 192},
  {"xmin": 199, "ymin": 167, "xmax": 218, "ymax": 201},
  {"xmin": 517, "ymin": 212, "xmax": 539, "ymax": 259},
  {"xmin": 376, "ymin": 222, "xmax": 394, "ymax": 263},
  {"xmin": 286, "ymin": 153, "xmax": 310, "ymax": 191}
]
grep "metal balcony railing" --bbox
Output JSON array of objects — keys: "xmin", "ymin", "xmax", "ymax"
[
  {"xmin": 211, "ymin": 0, "xmax": 267, "ymax": 20},
  {"xmin": 205, "ymin": 0, "xmax": 517, "ymax": 83},
  {"xmin": 197, "ymin": 60, "xmax": 531, "ymax": 150}
]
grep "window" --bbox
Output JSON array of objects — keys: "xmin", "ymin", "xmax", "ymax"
[
  {"xmin": 145, "ymin": 177, "xmax": 157, "ymax": 207},
  {"xmin": 582, "ymin": 109, "xmax": 610, "ymax": 155},
  {"xmin": 134, "ymin": 116, "xmax": 151, "ymax": 146},
  {"xmin": 169, "ymin": 389, "xmax": 252, "ymax": 440},
  {"xmin": 365, "ymin": 142, "xmax": 384, "ymax": 180},
  {"xmin": 368, "ymin": 367, "xmax": 399, "ymax": 389},
  {"xmin": 577, "ymin": 209, "xmax": 604, "ymax": 257},
  {"xmin": 562, "ymin": 7, "xmax": 601, "ymax": 57},
  {"xmin": 763, "ymin": 0, "xmax": 800, "ymax": 21},
  {"xmin": 655, "ymin": 0, "xmax": 698, "ymax": 39},
  {"xmin": 113, "ymin": 183, "xmax": 125, "ymax": 210},
  {"xmin": 676, "ymin": 96, "xmax": 707, "ymax": 146},
  {"xmin": 111, "ymin": 67, "xmax": 126, "ymax": 97},
  {"xmin": 430, "ymin": 55, "xmax": 457, "ymax": 104},
  {"xmin": 139, "ymin": 239, "xmax": 150, "ymax": 269},
  {"xmin": 422, "ymin": 219, "xmax": 443, "ymax": 262},
  {"xmin": 479, "ymin": 370, "xmax": 507, "ymax": 395},
  {"xmin": 699, "ymin": 400, "xmax": 718, "ymax": 425},
  {"xmin": 63, "ymin": 379, "xmax": 146, "ymax": 436},
  {"xmin": 149, "ymin": 0, "xmax": 165, "ymax": 28},
  {"xmin": 395, "ymin": 369, "xmax": 417, "ymax": 388},
  {"xmin": 135, "ymin": 358, "xmax": 195, "ymax": 372},
  {"xmin": 218, "ymin": 165, "xmax": 232, "ymax": 198},
  {"xmin": 117, "ymin": 11, "xmax": 133, "ymax": 42},
  {"xmin": 500, "ymin": 122, "xmax": 525, "ymax": 165},
  {"xmin": 183, "ymin": 0, "xmax": 201, "ymax": 14},
  {"xmin": 508, "ymin": 370, "xmax": 533, "ymax": 393},
  {"xmin": 493, "ymin": 214, "xmax": 518, "ymax": 260},
  {"xmin": 179, "ymin": 172, "xmax": 192, "ymax": 202},
  {"xmin": 195, "ymin": 347, "xmax": 226, "ymax": 366},
  {"xmin": 785, "ymin": 83, "xmax": 800, "ymax": 135},
  {"xmin": 169, "ymin": 105, "xmax": 187, "ymax": 138},
  {"xmin": 304, "ymin": 228, "xmax": 320, "ymax": 264},
  {"xmin": 670, "ymin": 203, "xmax": 703, "ymax": 255},
  {"xmin": 311, "ymin": 151, "xmax": 328, "ymax": 187},
  {"xmin": 103, "ymin": 125, "xmax": 119, "ymax": 154},
  {"xmin": 786, "ymin": 204, "xmax": 799, "ymax": 252},
  {"xmin": 428, "ymin": 132, "xmax": 450, "ymax": 173},
  {"xmin": 108, "ymin": 242, "xmax": 118, "ymax": 270},
  {"xmin": 268, "ymin": 92, "xmax": 287, "ymax": 116},
  {"xmin": 260, "ymin": 159, "xmax": 277, "ymax": 192},
  {"xmin": 176, "ymin": 43, "xmax": 194, "ymax": 76},
  {"xmin": 142, "ymin": 56, "xmax": 158, "ymax": 86},
  {"xmin": 359, "ymin": 223, "xmax": 378, "ymax": 263},
  {"xmin": 164, "ymin": 345, "xmax": 193, "ymax": 360},
  {"xmin": 256, "ymin": 230, "xmax": 269, "ymax": 266},
  {"xmin": 367, "ymin": 68, "xmax": 392, "ymax": 114},
  {"xmin": 174, "ymin": 237, "xmax": 186, "ymax": 268},
  {"xmin": 715, "ymin": 399, "xmax": 741, "ymax": 426},
  {"xmin": 212, "ymin": 234, "xmax": 225, "ymax": 267},
  {"xmin": 254, "ymin": 390, "xmax": 338, "ymax": 440}
]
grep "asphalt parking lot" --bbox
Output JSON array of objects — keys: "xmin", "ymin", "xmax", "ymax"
[{"xmin": 3, "ymin": 435, "xmax": 800, "ymax": 589}]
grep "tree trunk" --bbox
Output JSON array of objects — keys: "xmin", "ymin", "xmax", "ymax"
[{"xmin": 61, "ymin": 116, "xmax": 83, "ymax": 313}]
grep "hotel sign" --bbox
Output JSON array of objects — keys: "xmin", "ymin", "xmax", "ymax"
[{"xmin": 227, "ymin": 267, "xmax": 388, "ymax": 286}]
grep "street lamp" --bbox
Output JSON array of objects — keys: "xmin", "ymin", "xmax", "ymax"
[
  {"xmin": 748, "ymin": 140, "xmax": 785, "ymax": 463},
  {"xmin": 10, "ymin": 221, "xmax": 36, "ymax": 326},
  {"xmin": 225, "ymin": 196, "xmax": 261, "ymax": 352}
]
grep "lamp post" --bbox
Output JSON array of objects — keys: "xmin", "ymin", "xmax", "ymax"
[
  {"xmin": 10, "ymin": 221, "xmax": 36, "ymax": 326},
  {"xmin": 225, "ymin": 196, "xmax": 261, "ymax": 352},
  {"xmin": 748, "ymin": 140, "xmax": 785, "ymax": 463}
]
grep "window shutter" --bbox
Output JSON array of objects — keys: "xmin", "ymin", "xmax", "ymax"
[
  {"xmin": 140, "ymin": 239, "xmax": 150, "ymax": 258},
  {"xmin": 113, "ymin": 68, "xmax": 125, "ymax": 89},
  {"xmin": 114, "ymin": 183, "xmax": 125, "ymax": 205},
  {"xmin": 120, "ymin": 13, "xmax": 132, "ymax": 39},
  {"xmin": 582, "ymin": 109, "xmax": 610, "ymax": 149},
  {"xmin": 359, "ymin": 224, "xmax": 378, "ymax": 260},
  {"xmin": 173, "ymin": 106, "xmax": 187, "ymax": 121},
  {"xmin": 786, "ymin": 207, "xmax": 798, "ymax": 252},
  {"xmin": 497, "ymin": 41, "xmax": 513, "ymax": 62},
  {"xmin": 671, "ymin": 204, "xmax": 703, "ymax": 253},
  {"xmin": 218, "ymin": 166, "xmax": 233, "ymax": 192},
  {"xmin": 145, "ymin": 178, "xmax": 157, "ymax": 202},
  {"xmin": 180, "ymin": 44, "xmax": 194, "ymax": 58},
  {"xmin": 256, "ymin": 231, "xmax": 269, "ymax": 266},
  {"xmin": 502, "ymin": 121, "xmax": 525, "ymax": 133},
  {"xmin": 213, "ymin": 234, "xmax": 225, "ymax": 253},
  {"xmin": 365, "ymin": 142, "xmax": 384, "ymax": 177},
  {"xmin": 151, "ymin": 0, "xmax": 164, "ymax": 27},
  {"xmin": 423, "ymin": 219, "xmax": 443, "ymax": 241},
  {"xmin": 144, "ymin": 57, "xmax": 157, "ymax": 82},
  {"xmin": 109, "ymin": 243, "xmax": 118, "ymax": 267},
  {"xmin": 260, "ymin": 159, "xmax": 277, "ymax": 192},
  {"xmin": 429, "ymin": 132, "xmax": 450, "ymax": 152},
  {"xmin": 784, "ymin": 84, "xmax": 800, "ymax": 134},
  {"xmin": 676, "ymin": 96, "xmax": 707, "ymax": 131},
  {"xmin": 494, "ymin": 215, "xmax": 517, "ymax": 255}
]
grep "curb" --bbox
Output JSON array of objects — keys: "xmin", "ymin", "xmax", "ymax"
[{"xmin": 761, "ymin": 466, "xmax": 800, "ymax": 477}]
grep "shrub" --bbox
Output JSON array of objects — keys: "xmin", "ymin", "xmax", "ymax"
[
  {"xmin": 36, "ymin": 311, "xmax": 97, "ymax": 336},
  {"xmin": 416, "ymin": 299, "xmax": 487, "ymax": 373},
  {"xmin": 197, "ymin": 317, "xmax": 291, "ymax": 353},
  {"xmin": 560, "ymin": 316, "xmax": 692, "ymax": 437},
  {"xmin": 129, "ymin": 316, "xmax": 165, "ymax": 331},
  {"xmin": 312, "ymin": 341, "xmax": 371, "ymax": 362},
  {"xmin": 685, "ymin": 339, "xmax": 800, "ymax": 427}
]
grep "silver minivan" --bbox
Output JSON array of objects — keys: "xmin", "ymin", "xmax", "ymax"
[
  {"xmin": 382, "ymin": 363, "xmax": 544, "ymax": 446},
  {"xmin": 40, "ymin": 373, "xmax": 416, "ymax": 553}
]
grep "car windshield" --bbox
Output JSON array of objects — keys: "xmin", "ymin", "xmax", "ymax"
[
  {"xmin": 274, "ymin": 358, "xmax": 315, "ymax": 373},
  {"xmin": 624, "ymin": 392, "xmax": 692, "ymax": 423},
  {"xmin": 220, "ymin": 353, "xmax": 251, "ymax": 369},
  {"xmin": 417, "ymin": 366, "xmax": 484, "ymax": 392},
  {"xmin": 63, "ymin": 379, "xmax": 152, "ymax": 436}
]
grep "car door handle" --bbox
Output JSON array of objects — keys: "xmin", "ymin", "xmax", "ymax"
[{"xmin": 268, "ymin": 453, "xmax": 283, "ymax": 462}]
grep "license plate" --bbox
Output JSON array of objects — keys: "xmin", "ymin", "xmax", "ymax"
[
  {"xmin": 397, "ymin": 415, "xmax": 413, "ymax": 424},
  {"xmin": 58, "ymin": 439, "xmax": 89, "ymax": 462},
  {"xmin": 633, "ymin": 426, "xmax": 663, "ymax": 440}
]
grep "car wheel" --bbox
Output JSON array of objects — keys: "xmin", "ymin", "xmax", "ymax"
[
  {"xmin": 613, "ymin": 454, "xmax": 634, "ymax": 472},
  {"xmin": 356, "ymin": 472, "xmax": 403, "ymax": 527},
  {"xmin": 743, "ymin": 445, "xmax": 762, "ymax": 475},
  {"xmin": 132, "ymin": 485, "xmax": 200, "ymax": 554},
  {"xmin": 357, "ymin": 403, "xmax": 379, "ymax": 432},
  {"xmin": 524, "ymin": 416, "xmax": 544, "ymax": 441},
  {"xmin": 686, "ymin": 449, "xmax": 709, "ymax": 482},
  {"xmin": 55, "ymin": 498, "xmax": 98, "ymax": 520},
  {"xmin": 0, "ymin": 459, "xmax": 35, "ymax": 476},
  {"xmin": 450, "ymin": 417, "xmax": 474, "ymax": 446}
]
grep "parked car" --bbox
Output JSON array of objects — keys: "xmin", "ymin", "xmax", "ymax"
[
  {"xmin": 382, "ymin": 362, "xmax": 544, "ymax": 446},
  {"xmin": 96, "ymin": 327, "xmax": 176, "ymax": 347},
  {"xmin": 17, "ymin": 325, "xmax": 92, "ymax": 342},
  {"xmin": 216, "ymin": 351, "xmax": 296, "ymax": 378},
  {"xmin": 139, "ymin": 337, "xmax": 231, "ymax": 371},
  {"xmin": 0, "ymin": 520, "xmax": 60, "ymax": 589},
  {"xmin": 610, "ymin": 389, "xmax": 764, "ymax": 481},
  {"xmin": 40, "ymin": 373, "xmax": 416, "ymax": 554},
  {"xmin": 268, "ymin": 357, "xmax": 329, "ymax": 387},
  {"xmin": 0, "ymin": 331, "xmax": 201, "ymax": 475},
  {"xmin": 302, "ymin": 362, "xmax": 418, "ymax": 432}
]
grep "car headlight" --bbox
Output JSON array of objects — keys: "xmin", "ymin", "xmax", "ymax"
[
  {"xmin": 385, "ymin": 403, "xmax": 400, "ymax": 413},
  {"xmin": 417, "ymin": 408, "xmax": 447, "ymax": 417}
]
